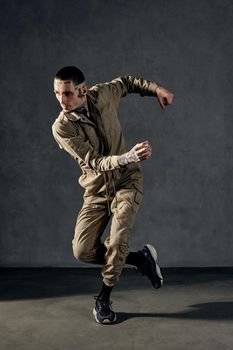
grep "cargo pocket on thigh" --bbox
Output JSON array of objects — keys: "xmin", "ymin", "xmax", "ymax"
[{"xmin": 133, "ymin": 183, "xmax": 143, "ymax": 205}]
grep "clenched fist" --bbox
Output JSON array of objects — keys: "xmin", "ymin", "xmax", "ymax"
[
  {"xmin": 118, "ymin": 140, "xmax": 152, "ymax": 166},
  {"xmin": 155, "ymin": 85, "xmax": 174, "ymax": 109}
]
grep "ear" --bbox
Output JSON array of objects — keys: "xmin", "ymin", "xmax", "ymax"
[
  {"xmin": 77, "ymin": 83, "xmax": 88, "ymax": 97},
  {"xmin": 82, "ymin": 84, "xmax": 88, "ymax": 95}
]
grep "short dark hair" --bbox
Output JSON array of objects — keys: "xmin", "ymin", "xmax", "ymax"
[{"xmin": 54, "ymin": 66, "xmax": 85, "ymax": 85}]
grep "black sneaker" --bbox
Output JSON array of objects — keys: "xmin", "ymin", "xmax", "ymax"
[
  {"xmin": 93, "ymin": 297, "xmax": 117, "ymax": 324},
  {"xmin": 138, "ymin": 244, "xmax": 164, "ymax": 289}
]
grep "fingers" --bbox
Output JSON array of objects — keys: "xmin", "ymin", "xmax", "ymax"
[
  {"xmin": 135, "ymin": 140, "xmax": 152, "ymax": 161},
  {"xmin": 135, "ymin": 140, "xmax": 150, "ymax": 150},
  {"xmin": 139, "ymin": 149, "xmax": 151, "ymax": 160},
  {"xmin": 158, "ymin": 90, "xmax": 174, "ymax": 109},
  {"xmin": 158, "ymin": 97, "xmax": 166, "ymax": 109}
]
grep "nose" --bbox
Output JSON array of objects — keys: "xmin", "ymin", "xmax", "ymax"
[{"xmin": 61, "ymin": 94, "xmax": 67, "ymax": 105}]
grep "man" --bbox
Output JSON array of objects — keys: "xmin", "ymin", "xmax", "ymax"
[{"xmin": 52, "ymin": 66, "xmax": 173, "ymax": 324}]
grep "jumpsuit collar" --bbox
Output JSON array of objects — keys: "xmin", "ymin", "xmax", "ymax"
[{"xmin": 63, "ymin": 91, "xmax": 97, "ymax": 121}]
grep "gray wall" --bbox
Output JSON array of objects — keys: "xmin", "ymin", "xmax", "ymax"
[{"xmin": 1, "ymin": 0, "xmax": 232, "ymax": 267}]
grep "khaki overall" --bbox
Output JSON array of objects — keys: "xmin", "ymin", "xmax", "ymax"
[{"xmin": 52, "ymin": 76, "xmax": 157, "ymax": 286}]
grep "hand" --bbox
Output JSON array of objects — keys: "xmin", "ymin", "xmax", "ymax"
[
  {"xmin": 134, "ymin": 140, "xmax": 152, "ymax": 161},
  {"xmin": 155, "ymin": 85, "xmax": 174, "ymax": 109},
  {"xmin": 117, "ymin": 140, "xmax": 152, "ymax": 166}
]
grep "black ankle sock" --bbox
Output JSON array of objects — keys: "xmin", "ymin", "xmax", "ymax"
[
  {"xmin": 125, "ymin": 251, "xmax": 145, "ymax": 268},
  {"xmin": 98, "ymin": 282, "xmax": 113, "ymax": 301}
]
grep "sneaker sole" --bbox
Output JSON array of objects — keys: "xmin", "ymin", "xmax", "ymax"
[
  {"xmin": 146, "ymin": 244, "xmax": 164, "ymax": 288},
  {"xmin": 93, "ymin": 308, "xmax": 117, "ymax": 324}
]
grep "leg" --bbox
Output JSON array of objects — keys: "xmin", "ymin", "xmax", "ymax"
[
  {"xmin": 72, "ymin": 197, "xmax": 109, "ymax": 264},
  {"xmin": 93, "ymin": 187, "xmax": 142, "ymax": 324},
  {"xmin": 101, "ymin": 187, "xmax": 143, "ymax": 286}
]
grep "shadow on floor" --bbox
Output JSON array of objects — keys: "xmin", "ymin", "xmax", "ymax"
[
  {"xmin": 114, "ymin": 302, "xmax": 233, "ymax": 324},
  {"xmin": 0, "ymin": 268, "xmax": 233, "ymax": 301}
]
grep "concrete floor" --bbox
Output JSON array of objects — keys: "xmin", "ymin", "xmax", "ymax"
[{"xmin": 0, "ymin": 268, "xmax": 232, "ymax": 350}]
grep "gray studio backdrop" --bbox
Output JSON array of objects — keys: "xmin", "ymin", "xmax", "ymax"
[{"xmin": 0, "ymin": 0, "xmax": 232, "ymax": 267}]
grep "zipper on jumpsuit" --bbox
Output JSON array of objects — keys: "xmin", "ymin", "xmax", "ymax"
[
  {"xmin": 86, "ymin": 99, "xmax": 118, "ymax": 217},
  {"xmin": 70, "ymin": 103, "xmax": 118, "ymax": 217}
]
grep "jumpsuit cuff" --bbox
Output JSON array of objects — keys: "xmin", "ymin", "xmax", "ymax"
[{"xmin": 146, "ymin": 81, "xmax": 160, "ymax": 96}]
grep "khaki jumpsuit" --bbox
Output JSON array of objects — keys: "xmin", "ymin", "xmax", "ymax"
[{"xmin": 52, "ymin": 76, "xmax": 158, "ymax": 286}]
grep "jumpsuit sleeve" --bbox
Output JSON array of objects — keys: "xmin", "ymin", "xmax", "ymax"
[
  {"xmin": 92, "ymin": 76, "xmax": 159, "ymax": 108},
  {"xmin": 52, "ymin": 122, "xmax": 120, "ymax": 172}
]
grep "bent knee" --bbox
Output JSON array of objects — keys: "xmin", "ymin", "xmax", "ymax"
[{"xmin": 72, "ymin": 242, "xmax": 89, "ymax": 262}]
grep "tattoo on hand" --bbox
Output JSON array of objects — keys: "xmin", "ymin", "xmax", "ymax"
[{"xmin": 117, "ymin": 146, "xmax": 140, "ymax": 165}]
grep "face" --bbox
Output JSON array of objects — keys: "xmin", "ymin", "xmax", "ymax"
[{"xmin": 54, "ymin": 79, "xmax": 87, "ymax": 112}]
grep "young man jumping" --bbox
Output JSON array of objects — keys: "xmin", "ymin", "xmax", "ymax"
[{"xmin": 52, "ymin": 66, "xmax": 173, "ymax": 323}]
